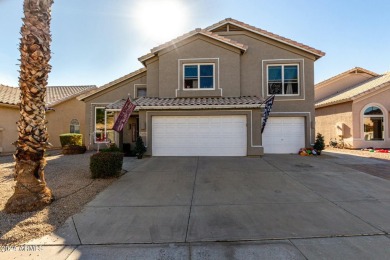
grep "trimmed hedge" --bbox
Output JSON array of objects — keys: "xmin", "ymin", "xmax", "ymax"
[
  {"xmin": 59, "ymin": 133, "xmax": 83, "ymax": 147},
  {"xmin": 63, "ymin": 145, "xmax": 86, "ymax": 155},
  {"xmin": 100, "ymin": 144, "xmax": 121, "ymax": 153},
  {"xmin": 90, "ymin": 152, "xmax": 124, "ymax": 178}
]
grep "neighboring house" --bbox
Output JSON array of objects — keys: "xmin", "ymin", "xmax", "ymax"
[
  {"xmin": 0, "ymin": 84, "xmax": 96, "ymax": 153},
  {"xmin": 315, "ymin": 67, "xmax": 390, "ymax": 148},
  {"xmin": 79, "ymin": 18, "xmax": 324, "ymax": 156}
]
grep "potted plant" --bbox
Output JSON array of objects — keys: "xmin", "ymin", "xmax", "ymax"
[
  {"xmin": 134, "ymin": 136, "xmax": 146, "ymax": 159},
  {"xmin": 313, "ymin": 133, "xmax": 325, "ymax": 155}
]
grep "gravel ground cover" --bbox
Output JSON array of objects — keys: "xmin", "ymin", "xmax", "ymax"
[
  {"xmin": 325, "ymin": 147, "xmax": 390, "ymax": 161},
  {"xmin": 0, "ymin": 151, "xmax": 117, "ymax": 245}
]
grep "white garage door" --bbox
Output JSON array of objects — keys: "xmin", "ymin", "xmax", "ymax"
[
  {"xmin": 152, "ymin": 115, "xmax": 247, "ymax": 156},
  {"xmin": 262, "ymin": 117, "xmax": 305, "ymax": 154}
]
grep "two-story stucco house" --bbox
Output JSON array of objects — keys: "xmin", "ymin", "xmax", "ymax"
[{"xmin": 79, "ymin": 18, "xmax": 324, "ymax": 156}]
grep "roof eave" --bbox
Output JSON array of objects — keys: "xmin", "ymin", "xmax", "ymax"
[
  {"xmin": 0, "ymin": 102, "xmax": 18, "ymax": 108},
  {"xmin": 351, "ymin": 82, "xmax": 390, "ymax": 101},
  {"xmin": 206, "ymin": 20, "xmax": 325, "ymax": 59},
  {"xmin": 137, "ymin": 104, "xmax": 263, "ymax": 110},
  {"xmin": 315, "ymin": 99, "xmax": 351, "ymax": 109},
  {"xmin": 315, "ymin": 67, "xmax": 379, "ymax": 88},
  {"xmin": 50, "ymin": 87, "xmax": 96, "ymax": 107},
  {"xmin": 78, "ymin": 69, "xmax": 146, "ymax": 101},
  {"xmin": 138, "ymin": 53, "xmax": 155, "ymax": 65},
  {"xmin": 138, "ymin": 30, "xmax": 248, "ymax": 64}
]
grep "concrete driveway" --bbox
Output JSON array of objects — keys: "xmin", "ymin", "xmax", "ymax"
[{"xmin": 22, "ymin": 153, "xmax": 390, "ymax": 259}]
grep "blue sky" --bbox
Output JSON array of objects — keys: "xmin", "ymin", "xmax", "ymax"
[{"xmin": 0, "ymin": 0, "xmax": 389, "ymax": 87}]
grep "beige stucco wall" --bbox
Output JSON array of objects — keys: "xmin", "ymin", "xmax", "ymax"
[
  {"xmin": 83, "ymin": 73, "xmax": 146, "ymax": 149},
  {"xmin": 315, "ymin": 102, "xmax": 353, "ymax": 147},
  {"xmin": 220, "ymin": 31, "xmax": 316, "ymax": 99},
  {"xmin": 352, "ymin": 87, "xmax": 390, "ymax": 148},
  {"xmin": 145, "ymin": 58, "xmax": 159, "ymax": 97},
  {"xmin": 46, "ymin": 98, "xmax": 88, "ymax": 148},
  {"xmin": 153, "ymin": 35, "xmax": 241, "ymax": 98},
  {"xmin": 219, "ymin": 31, "xmax": 317, "ymax": 144},
  {"xmin": 0, "ymin": 105, "xmax": 19, "ymax": 153},
  {"xmin": 315, "ymin": 73, "xmax": 374, "ymax": 102}
]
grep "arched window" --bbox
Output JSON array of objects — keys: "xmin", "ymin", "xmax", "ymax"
[
  {"xmin": 363, "ymin": 106, "xmax": 384, "ymax": 141},
  {"xmin": 70, "ymin": 119, "xmax": 80, "ymax": 134}
]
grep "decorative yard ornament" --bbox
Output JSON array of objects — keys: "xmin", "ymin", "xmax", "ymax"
[
  {"xmin": 261, "ymin": 95, "xmax": 275, "ymax": 134},
  {"xmin": 5, "ymin": 0, "xmax": 55, "ymax": 213},
  {"xmin": 112, "ymin": 97, "xmax": 137, "ymax": 132}
]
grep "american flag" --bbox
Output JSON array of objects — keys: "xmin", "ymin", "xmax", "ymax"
[
  {"xmin": 261, "ymin": 95, "xmax": 275, "ymax": 134},
  {"xmin": 113, "ymin": 97, "xmax": 137, "ymax": 132}
]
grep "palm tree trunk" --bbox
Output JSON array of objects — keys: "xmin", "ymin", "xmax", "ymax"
[{"xmin": 5, "ymin": 0, "xmax": 54, "ymax": 213}]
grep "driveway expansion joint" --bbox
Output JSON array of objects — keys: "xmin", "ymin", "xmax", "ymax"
[
  {"xmin": 185, "ymin": 157, "xmax": 199, "ymax": 242},
  {"xmin": 71, "ymin": 216, "xmax": 82, "ymax": 245}
]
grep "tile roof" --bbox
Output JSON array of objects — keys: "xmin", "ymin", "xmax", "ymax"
[
  {"xmin": 0, "ymin": 84, "xmax": 96, "ymax": 107},
  {"xmin": 106, "ymin": 96, "xmax": 265, "ymax": 110},
  {"xmin": 78, "ymin": 68, "xmax": 147, "ymax": 100},
  {"xmin": 138, "ymin": 28, "xmax": 248, "ymax": 63},
  {"xmin": 0, "ymin": 84, "xmax": 19, "ymax": 106},
  {"xmin": 205, "ymin": 18, "xmax": 325, "ymax": 59},
  {"xmin": 315, "ymin": 72, "xmax": 390, "ymax": 108},
  {"xmin": 315, "ymin": 67, "xmax": 379, "ymax": 88}
]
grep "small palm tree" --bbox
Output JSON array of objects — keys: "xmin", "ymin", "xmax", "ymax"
[{"xmin": 5, "ymin": 0, "xmax": 54, "ymax": 213}]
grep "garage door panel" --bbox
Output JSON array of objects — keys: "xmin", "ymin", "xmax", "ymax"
[
  {"xmin": 152, "ymin": 116, "xmax": 247, "ymax": 156},
  {"xmin": 262, "ymin": 117, "xmax": 305, "ymax": 154}
]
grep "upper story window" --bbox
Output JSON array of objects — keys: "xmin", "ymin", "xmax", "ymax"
[
  {"xmin": 363, "ymin": 106, "xmax": 384, "ymax": 141},
  {"xmin": 70, "ymin": 119, "xmax": 80, "ymax": 133},
  {"xmin": 137, "ymin": 88, "xmax": 147, "ymax": 97},
  {"xmin": 267, "ymin": 65, "xmax": 299, "ymax": 95},
  {"xmin": 135, "ymin": 84, "xmax": 147, "ymax": 98},
  {"xmin": 184, "ymin": 64, "xmax": 214, "ymax": 89}
]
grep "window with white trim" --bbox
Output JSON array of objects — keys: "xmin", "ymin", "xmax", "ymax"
[
  {"xmin": 95, "ymin": 107, "xmax": 105, "ymax": 142},
  {"xmin": 137, "ymin": 88, "xmax": 147, "ymax": 97},
  {"xmin": 94, "ymin": 107, "xmax": 115, "ymax": 143},
  {"xmin": 363, "ymin": 106, "xmax": 384, "ymax": 141},
  {"xmin": 267, "ymin": 65, "xmax": 299, "ymax": 95},
  {"xmin": 184, "ymin": 64, "xmax": 214, "ymax": 89},
  {"xmin": 70, "ymin": 119, "xmax": 80, "ymax": 133},
  {"xmin": 135, "ymin": 84, "xmax": 147, "ymax": 98}
]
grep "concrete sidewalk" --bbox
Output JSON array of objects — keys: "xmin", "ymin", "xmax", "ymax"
[{"xmin": 5, "ymin": 153, "xmax": 390, "ymax": 259}]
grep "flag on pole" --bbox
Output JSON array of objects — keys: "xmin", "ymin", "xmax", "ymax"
[
  {"xmin": 261, "ymin": 95, "xmax": 275, "ymax": 134},
  {"xmin": 112, "ymin": 97, "xmax": 137, "ymax": 132}
]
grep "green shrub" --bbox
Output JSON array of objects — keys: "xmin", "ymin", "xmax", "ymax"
[
  {"xmin": 59, "ymin": 133, "xmax": 83, "ymax": 147},
  {"xmin": 100, "ymin": 144, "xmax": 121, "ymax": 153},
  {"xmin": 90, "ymin": 152, "xmax": 124, "ymax": 178},
  {"xmin": 313, "ymin": 133, "xmax": 325, "ymax": 151},
  {"xmin": 62, "ymin": 145, "xmax": 87, "ymax": 155},
  {"xmin": 134, "ymin": 136, "xmax": 147, "ymax": 158}
]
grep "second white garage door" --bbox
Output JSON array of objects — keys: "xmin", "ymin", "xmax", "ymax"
[
  {"xmin": 152, "ymin": 115, "xmax": 247, "ymax": 156},
  {"xmin": 262, "ymin": 117, "xmax": 305, "ymax": 154}
]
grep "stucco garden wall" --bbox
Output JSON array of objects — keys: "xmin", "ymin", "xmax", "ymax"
[
  {"xmin": 315, "ymin": 102, "xmax": 353, "ymax": 147},
  {"xmin": 0, "ymin": 106, "xmax": 19, "ymax": 153}
]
